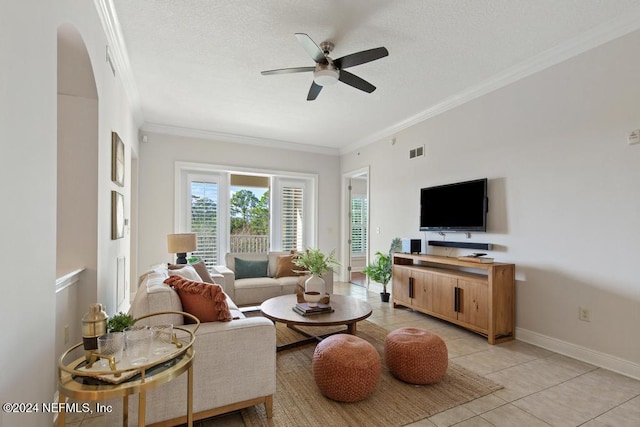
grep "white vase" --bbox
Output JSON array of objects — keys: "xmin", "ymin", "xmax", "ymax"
[{"xmin": 304, "ymin": 274, "xmax": 326, "ymax": 306}]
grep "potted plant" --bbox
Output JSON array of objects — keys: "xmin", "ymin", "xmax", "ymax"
[
  {"xmin": 293, "ymin": 248, "xmax": 340, "ymax": 302},
  {"xmin": 364, "ymin": 238, "xmax": 402, "ymax": 302},
  {"xmin": 107, "ymin": 312, "xmax": 135, "ymax": 332}
]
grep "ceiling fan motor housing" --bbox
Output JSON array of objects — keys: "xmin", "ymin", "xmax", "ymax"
[{"xmin": 314, "ymin": 61, "xmax": 339, "ymax": 86}]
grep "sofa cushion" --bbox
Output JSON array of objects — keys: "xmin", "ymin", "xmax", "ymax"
[
  {"xmin": 169, "ymin": 260, "xmax": 215, "ymax": 284},
  {"xmin": 164, "ymin": 275, "xmax": 232, "ymax": 323},
  {"xmin": 274, "ymin": 254, "xmax": 305, "ymax": 278},
  {"xmin": 234, "ymin": 258, "xmax": 269, "ymax": 279},
  {"xmin": 235, "ymin": 277, "xmax": 281, "ymax": 289}
]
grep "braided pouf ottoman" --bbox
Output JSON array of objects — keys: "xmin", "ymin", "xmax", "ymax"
[
  {"xmin": 312, "ymin": 334, "xmax": 381, "ymax": 402},
  {"xmin": 384, "ymin": 327, "xmax": 448, "ymax": 384}
]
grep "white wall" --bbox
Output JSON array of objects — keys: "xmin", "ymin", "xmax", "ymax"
[
  {"xmin": 0, "ymin": 2, "xmax": 57, "ymax": 426},
  {"xmin": 137, "ymin": 132, "xmax": 341, "ymax": 276},
  {"xmin": 0, "ymin": 2, "xmax": 139, "ymax": 425},
  {"xmin": 342, "ymin": 30, "xmax": 640, "ymax": 376}
]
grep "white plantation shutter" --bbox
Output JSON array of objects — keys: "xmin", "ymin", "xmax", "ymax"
[
  {"xmin": 280, "ymin": 185, "xmax": 304, "ymax": 251},
  {"xmin": 189, "ymin": 180, "xmax": 219, "ymax": 267},
  {"xmin": 351, "ymin": 196, "xmax": 367, "ymax": 254},
  {"xmin": 272, "ymin": 176, "xmax": 315, "ymax": 251},
  {"xmin": 177, "ymin": 164, "xmax": 316, "ymax": 259}
]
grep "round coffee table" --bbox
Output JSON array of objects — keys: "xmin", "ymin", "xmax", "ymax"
[{"xmin": 260, "ymin": 294, "xmax": 372, "ymax": 352}]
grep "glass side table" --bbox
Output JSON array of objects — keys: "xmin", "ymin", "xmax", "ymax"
[{"xmin": 57, "ymin": 311, "xmax": 198, "ymax": 427}]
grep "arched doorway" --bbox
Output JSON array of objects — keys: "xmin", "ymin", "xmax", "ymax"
[{"xmin": 56, "ymin": 23, "xmax": 99, "ymax": 356}]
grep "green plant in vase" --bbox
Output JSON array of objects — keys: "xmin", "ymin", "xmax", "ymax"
[
  {"xmin": 107, "ymin": 312, "xmax": 135, "ymax": 332},
  {"xmin": 292, "ymin": 248, "xmax": 340, "ymax": 305},
  {"xmin": 364, "ymin": 238, "xmax": 402, "ymax": 302}
]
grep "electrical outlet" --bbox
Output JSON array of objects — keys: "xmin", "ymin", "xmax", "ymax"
[
  {"xmin": 64, "ymin": 325, "xmax": 70, "ymax": 344},
  {"xmin": 578, "ymin": 307, "xmax": 590, "ymax": 322}
]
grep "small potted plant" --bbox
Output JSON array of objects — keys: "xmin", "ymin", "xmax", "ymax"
[
  {"xmin": 364, "ymin": 238, "xmax": 402, "ymax": 302},
  {"xmin": 293, "ymin": 248, "xmax": 340, "ymax": 303},
  {"xmin": 107, "ymin": 312, "xmax": 135, "ymax": 332}
]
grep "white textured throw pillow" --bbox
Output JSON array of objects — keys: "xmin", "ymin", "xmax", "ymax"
[{"xmin": 169, "ymin": 264, "xmax": 203, "ymax": 282}]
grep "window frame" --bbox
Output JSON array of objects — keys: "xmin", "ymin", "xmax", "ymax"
[
  {"xmin": 350, "ymin": 194, "xmax": 368, "ymax": 255},
  {"xmin": 175, "ymin": 162, "xmax": 317, "ymax": 263},
  {"xmin": 272, "ymin": 177, "xmax": 314, "ymax": 251}
]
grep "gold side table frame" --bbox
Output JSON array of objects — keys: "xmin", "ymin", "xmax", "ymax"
[{"xmin": 57, "ymin": 311, "xmax": 199, "ymax": 427}]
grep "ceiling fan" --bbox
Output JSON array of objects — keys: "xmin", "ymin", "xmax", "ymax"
[{"xmin": 261, "ymin": 33, "xmax": 389, "ymax": 101}]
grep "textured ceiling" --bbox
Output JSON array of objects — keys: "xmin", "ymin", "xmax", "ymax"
[{"xmin": 109, "ymin": 0, "xmax": 640, "ymax": 154}]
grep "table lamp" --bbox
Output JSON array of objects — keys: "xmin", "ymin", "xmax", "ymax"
[{"xmin": 167, "ymin": 233, "xmax": 197, "ymax": 264}]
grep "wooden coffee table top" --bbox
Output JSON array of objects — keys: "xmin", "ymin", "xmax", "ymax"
[{"xmin": 260, "ymin": 294, "xmax": 372, "ymax": 327}]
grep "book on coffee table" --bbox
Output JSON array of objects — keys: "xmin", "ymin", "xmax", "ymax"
[{"xmin": 293, "ymin": 302, "xmax": 333, "ymax": 316}]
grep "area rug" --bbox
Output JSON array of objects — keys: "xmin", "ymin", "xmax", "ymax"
[{"xmin": 240, "ymin": 321, "xmax": 502, "ymax": 426}]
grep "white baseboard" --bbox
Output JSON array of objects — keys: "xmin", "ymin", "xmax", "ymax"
[{"xmin": 516, "ymin": 327, "xmax": 640, "ymax": 381}]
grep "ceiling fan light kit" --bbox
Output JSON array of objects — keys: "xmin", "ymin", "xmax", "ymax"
[
  {"xmin": 314, "ymin": 67, "xmax": 339, "ymax": 86},
  {"xmin": 261, "ymin": 33, "xmax": 388, "ymax": 101}
]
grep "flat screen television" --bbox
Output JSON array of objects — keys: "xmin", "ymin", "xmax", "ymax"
[{"xmin": 420, "ymin": 178, "xmax": 488, "ymax": 232}]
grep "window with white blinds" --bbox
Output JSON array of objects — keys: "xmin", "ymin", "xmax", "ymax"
[
  {"xmin": 280, "ymin": 185, "xmax": 304, "ymax": 251},
  {"xmin": 190, "ymin": 180, "xmax": 219, "ymax": 268},
  {"xmin": 351, "ymin": 196, "xmax": 367, "ymax": 254}
]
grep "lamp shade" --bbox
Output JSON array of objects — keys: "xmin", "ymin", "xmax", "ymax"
[{"xmin": 167, "ymin": 233, "xmax": 197, "ymax": 254}]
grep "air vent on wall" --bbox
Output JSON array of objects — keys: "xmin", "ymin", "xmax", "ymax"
[{"xmin": 409, "ymin": 145, "xmax": 424, "ymax": 159}]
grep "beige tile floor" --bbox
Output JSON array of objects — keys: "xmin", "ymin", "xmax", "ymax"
[{"xmin": 66, "ymin": 281, "xmax": 640, "ymax": 426}]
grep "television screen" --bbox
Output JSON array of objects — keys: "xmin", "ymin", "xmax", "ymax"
[{"xmin": 420, "ymin": 178, "xmax": 488, "ymax": 232}]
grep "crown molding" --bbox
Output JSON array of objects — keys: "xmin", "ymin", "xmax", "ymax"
[
  {"xmin": 94, "ymin": 0, "xmax": 143, "ymax": 125},
  {"xmin": 341, "ymin": 8, "xmax": 640, "ymax": 155},
  {"xmin": 141, "ymin": 122, "xmax": 341, "ymax": 156}
]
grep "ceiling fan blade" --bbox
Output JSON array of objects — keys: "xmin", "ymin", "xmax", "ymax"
[
  {"xmin": 261, "ymin": 66, "xmax": 315, "ymax": 76},
  {"xmin": 294, "ymin": 33, "xmax": 326, "ymax": 63},
  {"xmin": 307, "ymin": 81, "xmax": 322, "ymax": 101},
  {"xmin": 334, "ymin": 47, "xmax": 389, "ymax": 69},
  {"xmin": 338, "ymin": 70, "xmax": 376, "ymax": 93}
]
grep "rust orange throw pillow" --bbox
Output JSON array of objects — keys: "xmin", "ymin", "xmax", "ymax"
[
  {"xmin": 164, "ymin": 275, "xmax": 232, "ymax": 323},
  {"xmin": 275, "ymin": 254, "xmax": 306, "ymax": 278}
]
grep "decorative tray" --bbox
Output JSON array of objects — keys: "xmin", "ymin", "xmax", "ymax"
[{"xmin": 59, "ymin": 311, "xmax": 198, "ymax": 385}]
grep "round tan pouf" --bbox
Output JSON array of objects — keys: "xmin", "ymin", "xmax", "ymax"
[
  {"xmin": 312, "ymin": 334, "xmax": 381, "ymax": 402},
  {"xmin": 384, "ymin": 327, "xmax": 448, "ymax": 384}
]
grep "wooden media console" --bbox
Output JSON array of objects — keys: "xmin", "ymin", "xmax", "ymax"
[{"xmin": 392, "ymin": 254, "xmax": 515, "ymax": 344}]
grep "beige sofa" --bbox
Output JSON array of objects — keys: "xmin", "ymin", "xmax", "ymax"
[
  {"xmin": 107, "ymin": 264, "xmax": 275, "ymax": 426},
  {"xmin": 213, "ymin": 251, "xmax": 334, "ymax": 306}
]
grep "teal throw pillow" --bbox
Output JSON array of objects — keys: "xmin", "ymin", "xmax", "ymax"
[{"xmin": 234, "ymin": 258, "xmax": 268, "ymax": 280}]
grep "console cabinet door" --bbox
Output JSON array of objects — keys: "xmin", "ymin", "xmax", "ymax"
[
  {"xmin": 431, "ymin": 274, "xmax": 457, "ymax": 320},
  {"xmin": 457, "ymin": 279, "xmax": 488, "ymax": 330},
  {"xmin": 411, "ymin": 269, "xmax": 433, "ymax": 311},
  {"xmin": 392, "ymin": 266, "xmax": 411, "ymax": 306}
]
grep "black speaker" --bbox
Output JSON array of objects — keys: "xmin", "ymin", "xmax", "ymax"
[
  {"xmin": 410, "ymin": 239, "xmax": 422, "ymax": 254},
  {"xmin": 427, "ymin": 240, "xmax": 492, "ymax": 250}
]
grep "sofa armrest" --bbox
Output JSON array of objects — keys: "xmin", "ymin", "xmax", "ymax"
[
  {"xmin": 209, "ymin": 272, "xmax": 224, "ymax": 284},
  {"xmin": 168, "ymin": 317, "xmax": 277, "ymax": 413},
  {"xmin": 107, "ymin": 317, "xmax": 276, "ymax": 426},
  {"xmin": 211, "ymin": 265, "xmax": 235, "ymax": 299}
]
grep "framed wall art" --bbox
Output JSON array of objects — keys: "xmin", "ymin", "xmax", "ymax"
[
  {"xmin": 111, "ymin": 191, "xmax": 125, "ymax": 240},
  {"xmin": 111, "ymin": 131, "xmax": 125, "ymax": 186}
]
